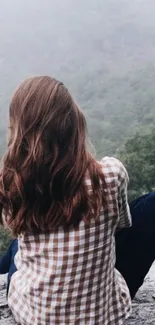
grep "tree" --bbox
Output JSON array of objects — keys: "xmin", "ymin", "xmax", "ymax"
[
  {"xmin": 118, "ymin": 128, "xmax": 155, "ymax": 201},
  {"xmin": 0, "ymin": 227, "xmax": 12, "ymax": 256}
]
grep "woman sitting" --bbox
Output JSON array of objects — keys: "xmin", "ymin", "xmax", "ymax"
[{"xmin": 0, "ymin": 76, "xmax": 133, "ymax": 324}]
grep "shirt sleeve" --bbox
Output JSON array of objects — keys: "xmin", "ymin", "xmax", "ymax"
[{"xmin": 117, "ymin": 160, "xmax": 131, "ymax": 229}]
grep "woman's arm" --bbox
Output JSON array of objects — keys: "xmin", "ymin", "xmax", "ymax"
[{"xmin": 117, "ymin": 161, "xmax": 131, "ymax": 229}]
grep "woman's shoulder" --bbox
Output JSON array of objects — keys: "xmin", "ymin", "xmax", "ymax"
[
  {"xmin": 99, "ymin": 156, "xmax": 128, "ymax": 185},
  {"xmin": 100, "ymin": 156, "xmax": 124, "ymax": 167}
]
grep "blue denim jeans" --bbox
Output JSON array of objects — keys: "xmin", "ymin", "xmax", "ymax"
[
  {"xmin": 0, "ymin": 239, "xmax": 18, "ymax": 294},
  {"xmin": 116, "ymin": 192, "xmax": 155, "ymax": 298}
]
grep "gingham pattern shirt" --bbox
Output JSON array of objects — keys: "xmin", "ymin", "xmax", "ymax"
[{"xmin": 8, "ymin": 157, "xmax": 132, "ymax": 325}]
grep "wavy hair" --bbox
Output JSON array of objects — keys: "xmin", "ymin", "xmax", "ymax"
[{"xmin": 0, "ymin": 76, "xmax": 106, "ymax": 235}]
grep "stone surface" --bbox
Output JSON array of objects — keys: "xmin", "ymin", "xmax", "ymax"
[
  {"xmin": 0, "ymin": 265, "xmax": 155, "ymax": 324},
  {"xmin": 125, "ymin": 263, "xmax": 155, "ymax": 325},
  {"xmin": 0, "ymin": 275, "xmax": 16, "ymax": 324}
]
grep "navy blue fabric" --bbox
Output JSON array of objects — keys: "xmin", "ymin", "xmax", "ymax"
[
  {"xmin": 0, "ymin": 239, "xmax": 18, "ymax": 294},
  {"xmin": 116, "ymin": 192, "xmax": 155, "ymax": 298}
]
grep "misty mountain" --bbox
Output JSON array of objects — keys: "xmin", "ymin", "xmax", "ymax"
[{"xmin": 1, "ymin": 0, "xmax": 155, "ymax": 156}]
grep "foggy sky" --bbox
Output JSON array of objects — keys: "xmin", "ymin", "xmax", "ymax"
[{"xmin": 1, "ymin": 0, "xmax": 155, "ymax": 150}]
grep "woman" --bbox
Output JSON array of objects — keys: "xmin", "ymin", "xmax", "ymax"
[{"xmin": 0, "ymin": 76, "xmax": 132, "ymax": 324}]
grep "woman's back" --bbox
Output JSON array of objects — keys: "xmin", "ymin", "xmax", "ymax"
[{"xmin": 8, "ymin": 157, "xmax": 131, "ymax": 325}]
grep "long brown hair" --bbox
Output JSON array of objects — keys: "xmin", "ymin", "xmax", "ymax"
[{"xmin": 0, "ymin": 76, "xmax": 106, "ymax": 235}]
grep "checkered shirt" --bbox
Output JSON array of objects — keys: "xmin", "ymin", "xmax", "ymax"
[{"xmin": 8, "ymin": 157, "xmax": 132, "ymax": 325}]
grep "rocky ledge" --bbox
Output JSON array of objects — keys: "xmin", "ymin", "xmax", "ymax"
[
  {"xmin": 0, "ymin": 275, "xmax": 16, "ymax": 325},
  {"xmin": 0, "ymin": 264, "xmax": 155, "ymax": 324}
]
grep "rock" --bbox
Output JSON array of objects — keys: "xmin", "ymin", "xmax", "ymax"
[
  {"xmin": 125, "ymin": 263, "xmax": 155, "ymax": 325},
  {"xmin": 0, "ymin": 275, "xmax": 17, "ymax": 324},
  {"xmin": 0, "ymin": 265, "xmax": 155, "ymax": 324}
]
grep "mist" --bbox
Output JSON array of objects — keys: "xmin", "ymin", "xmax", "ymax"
[{"xmin": 1, "ymin": 0, "xmax": 155, "ymax": 155}]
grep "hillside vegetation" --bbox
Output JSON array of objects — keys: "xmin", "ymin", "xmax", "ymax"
[
  {"xmin": 1, "ymin": 1, "xmax": 155, "ymax": 156},
  {"xmin": 1, "ymin": 0, "xmax": 155, "ymax": 253}
]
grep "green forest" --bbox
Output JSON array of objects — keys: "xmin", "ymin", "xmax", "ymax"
[{"xmin": 1, "ymin": 0, "xmax": 155, "ymax": 254}]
